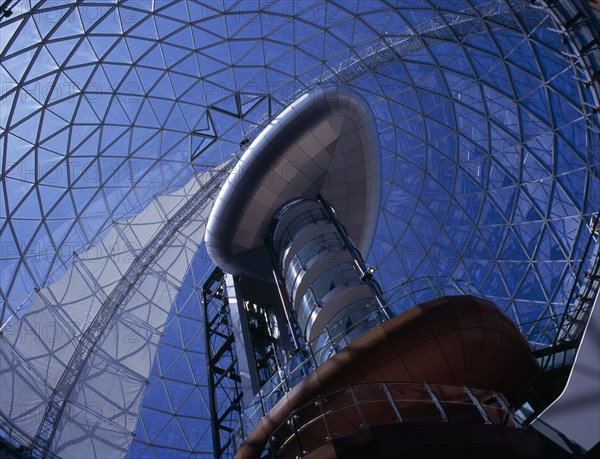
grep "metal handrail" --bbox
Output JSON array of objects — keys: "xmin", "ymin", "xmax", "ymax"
[
  {"xmin": 239, "ymin": 277, "xmax": 478, "ymax": 437},
  {"xmin": 268, "ymin": 382, "xmax": 518, "ymax": 458}
]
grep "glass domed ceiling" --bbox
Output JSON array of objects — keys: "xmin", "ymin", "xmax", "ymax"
[{"xmin": 0, "ymin": 0, "xmax": 599, "ymax": 457}]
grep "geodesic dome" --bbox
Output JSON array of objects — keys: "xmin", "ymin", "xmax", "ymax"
[{"xmin": 0, "ymin": 1, "xmax": 599, "ymax": 457}]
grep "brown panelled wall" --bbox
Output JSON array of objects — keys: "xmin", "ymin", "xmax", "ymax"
[{"xmin": 235, "ymin": 296, "xmax": 540, "ymax": 459}]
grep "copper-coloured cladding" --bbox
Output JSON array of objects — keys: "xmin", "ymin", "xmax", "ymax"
[{"xmin": 234, "ymin": 295, "xmax": 539, "ymax": 459}]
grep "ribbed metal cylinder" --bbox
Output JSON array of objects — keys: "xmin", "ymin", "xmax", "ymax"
[{"xmin": 270, "ymin": 199, "xmax": 377, "ymax": 340}]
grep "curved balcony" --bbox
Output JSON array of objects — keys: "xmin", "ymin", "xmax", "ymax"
[
  {"xmin": 239, "ymin": 277, "xmax": 480, "ymax": 437},
  {"xmin": 269, "ymin": 382, "xmax": 520, "ymax": 459}
]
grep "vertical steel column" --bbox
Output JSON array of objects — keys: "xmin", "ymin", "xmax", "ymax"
[
  {"xmin": 265, "ymin": 236, "xmax": 303, "ymax": 350},
  {"xmin": 317, "ymin": 195, "xmax": 390, "ymax": 318}
]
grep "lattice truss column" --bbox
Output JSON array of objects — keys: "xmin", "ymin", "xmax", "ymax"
[{"xmin": 0, "ymin": 161, "xmax": 232, "ymax": 458}]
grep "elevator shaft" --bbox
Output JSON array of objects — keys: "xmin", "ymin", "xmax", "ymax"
[{"xmin": 268, "ymin": 198, "xmax": 384, "ymax": 343}]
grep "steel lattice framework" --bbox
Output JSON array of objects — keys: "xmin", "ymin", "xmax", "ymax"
[
  {"xmin": 0, "ymin": 0, "xmax": 599, "ymax": 457},
  {"xmin": 31, "ymin": 160, "xmax": 234, "ymax": 457}
]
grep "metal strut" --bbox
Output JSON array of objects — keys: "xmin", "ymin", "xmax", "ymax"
[
  {"xmin": 31, "ymin": 159, "xmax": 235, "ymax": 457},
  {"xmin": 318, "ymin": 2, "xmax": 544, "ymax": 85}
]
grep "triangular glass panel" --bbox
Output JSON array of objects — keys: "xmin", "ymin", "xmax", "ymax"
[
  {"xmin": 163, "ymin": 378, "xmax": 195, "ymax": 413},
  {"xmin": 128, "ymin": 14, "xmax": 159, "ymax": 41},
  {"xmin": 160, "ymin": 43, "xmax": 191, "ymax": 68}
]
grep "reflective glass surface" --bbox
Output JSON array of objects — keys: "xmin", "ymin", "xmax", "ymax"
[{"xmin": 1, "ymin": 1, "xmax": 599, "ymax": 457}]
